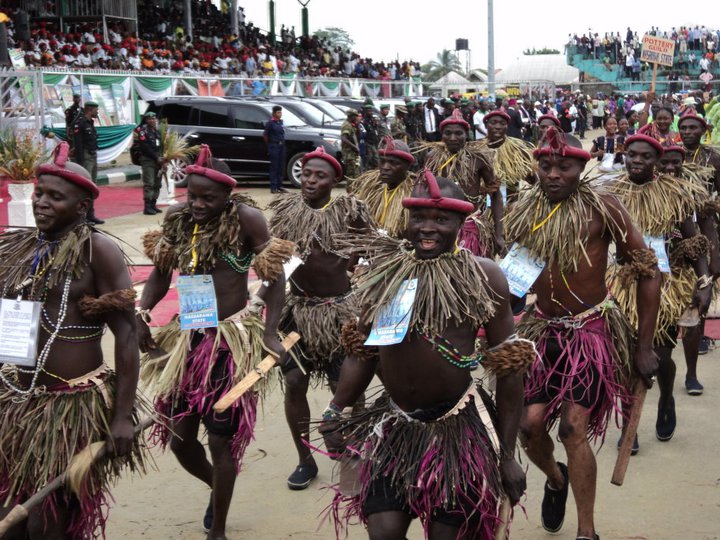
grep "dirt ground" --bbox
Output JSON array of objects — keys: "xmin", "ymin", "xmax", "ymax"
[{"xmin": 98, "ymin": 181, "xmax": 720, "ymax": 540}]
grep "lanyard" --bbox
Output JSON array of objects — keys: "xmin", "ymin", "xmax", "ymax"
[
  {"xmin": 380, "ymin": 185, "xmax": 401, "ymax": 224},
  {"xmin": 532, "ymin": 201, "xmax": 561, "ymax": 233}
]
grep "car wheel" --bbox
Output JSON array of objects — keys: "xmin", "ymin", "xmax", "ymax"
[
  {"xmin": 286, "ymin": 152, "xmax": 304, "ymax": 188},
  {"xmin": 168, "ymin": 157, "xmax": 190, "ymax": 187}
]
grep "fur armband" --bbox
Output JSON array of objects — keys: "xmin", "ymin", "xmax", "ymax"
[
  {"xmin": 142, "ymin": 229, "xmax": 177, "ymax": 274},
  {"xmin": 700, "ymin": 198, "xmax": 720, "ymax": 217},
  {"xmin": 618, "ymin": 248, "xmax": 659, "ymax": 281},
  {"xmin": 78, "ymin": 288, "xmax": 137, "ymax": 318},
  {"xmin": 672, "ymin": 235, "xmax": 710, "ymax": 266},
  {"xmin": 340, "ymin": 320, "xmax": 379, "ymax": 361},
  {"xmin": 253, "ymin": 237, "xmax": 296, "ymax": 282},
  {"xmin": 483, "ymin": 335, "xmax": 536, "ymax": 376}
]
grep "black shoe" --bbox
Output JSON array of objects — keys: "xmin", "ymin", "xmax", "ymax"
[
  {"xmin": 656, "ymin": 397, "xmax": 676, "ymax": 441},
  {"xmin": 276, "ymin": 187, "xmax": 289, "ymax": 193},
  {"xmin": 87, "ymin": 215, "xmax": 105, "ymax": 224},
  {"xmin": 617, "ymin": 433, "xmax": 640, "ymax": 456},
  {"xmin": 143, "ymin": 203, "xmax": 156, "ymax": 216},
  {"xmin": 151, "ymin": 201, "xmax": 162, "ymax": 213},
  {"xmin": 202, "ymin": 495, "xmax": 213, "ymax": 532},
  {"xmin": 541, "ymin": 461, "xmax": 568, "ymax": 533},
  {"xmin": 270, "ymin": 188, "xmax": 278, "ymax": 194},
  {"xmin": 287, "ymin": 462, "xmax": 318, "ymax": 490},
  {"xmin": 685, "ymin": 377, "xmax": 704, "ymax": 396}
]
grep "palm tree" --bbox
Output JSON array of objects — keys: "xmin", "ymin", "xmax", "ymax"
[{"xmin": 422, "ymin": 50, "xmax": 463, "ymax": 81}]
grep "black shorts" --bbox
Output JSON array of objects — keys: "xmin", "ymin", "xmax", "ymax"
[
  {"xmin": 657, "ymin": 325, "xmax": 679, "ymax": 350},
  {"xmin": 525, "ymin": 336, "xmax": 601, "ymax": 410},
  {"xmin": 279, "ymin": 312, "xmax": 345, "ymax": 381}
]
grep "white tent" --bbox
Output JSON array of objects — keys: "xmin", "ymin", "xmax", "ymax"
[
  {"xmin": 495, "ymin": 54, "xmax": 579, "ymax": 84},
  {"xmin": 428, "ymin": 71, "xmax": 478, "ymax": 96}
]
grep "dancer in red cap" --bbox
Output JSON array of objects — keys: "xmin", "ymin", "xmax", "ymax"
[
  {"xmin": 320, "ymin": 169, "xmax": 533, "ymax": 540},
  {"xmin": 506, "ymin": 128, "xmax": 661, "ymax": 540},
  {"xmin": 0, "ymin": 142, "xmax": 150, "ymax": 539},
  {"xmin": 265, "ymin": 147, "xmax": 372, "ymax": 491},
  {"xmin": 137, "ymin": 145, "xmax": 294, "ymax": 539},
  {"xmin": 607, "ymin": 135, "xmax": 713, "ymax": 443},
  {"xmin": 418, "ymin": 109, "xmax": 502, "ymax": 256},
  {"xmin": 350, "ymin": 136, "xmax": 417, "ymax": 237}
]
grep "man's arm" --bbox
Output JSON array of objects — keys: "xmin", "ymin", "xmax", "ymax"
[
  {"xmin": 606, "ymin": 195, "xmax": 661, "ymax": 387},
  {"xmin": 680, "ymin": 216, "xmax": 713, "ymax": 314},
  {"xmin": 91, "ymin": 234, "xmax": 139, "ymax": 456},
  {"xmin": 478, "ymin": 258, "xmax": 527, "ymax": 505},
  {"xmin": 73, "ymin": 120, "xmax": 84, "ymax": 159}
]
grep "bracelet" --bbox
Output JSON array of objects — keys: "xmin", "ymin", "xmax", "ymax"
[
  {"xmin": 135, "ymin": 307, "xmax": 152, "ymax": 324},
  {"xmin": 322, "ymin": 401, "xmax": 343, "ymax": 421},
  {"xmin": 697, "ymin": 275, "xmax": 714, "ymax": 289}
]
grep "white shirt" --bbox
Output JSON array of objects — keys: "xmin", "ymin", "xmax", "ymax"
[
  {"xmin": 473, "ymin": 110, "xmax": 487, "ymax": 139},
  {"xmin": 424, "ymin": 107, "xmax": 436, "ymax": 133}
]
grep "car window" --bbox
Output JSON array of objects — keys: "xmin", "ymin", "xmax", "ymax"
[
  {"xmin": 159, "ymin": 103, "xmax": 191, "ymax": 125},
  {"xmin": 283, "ymin": 101, "xmax": 326, "ymax": 125},
  {"xmin": 198, "ymin": 104, "xmax": 229, "ymax": 127},
  {"xmin": 232, "ymin": 104, "xmax": 268, "ymax": 129},
  {"xmin": 307, "ymin": 100, "xmax": 345, "ymax": 120},
  {"xmin": 257, "ymin": 104, "xmax": 305, "ymax": 127}
]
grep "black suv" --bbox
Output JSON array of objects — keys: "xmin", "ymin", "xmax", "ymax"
[{"xmin": 147, "ymin": 97, "xmax": 343, "ymax": 187}]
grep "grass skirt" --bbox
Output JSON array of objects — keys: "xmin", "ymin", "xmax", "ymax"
[
  {"xmin": 458, "ymin": 210, "xmax": 495, "ymax": 257},
  {"xmin": 0, "ymin": 372, "xmax": 150, "ymax": 540},
  {"xmin": 140, "ymin": 317, "xmax": 268, "ymax": 473},
  {"xmin": 518, "ymin": 299, "xmax": 634, "ymax": 443},
  {"xmin": 325, "ymin": 383, "xmax": 505, "ymax": 539},
  {"xmin": 281, "ymin": 293, "xmax": 359, "ymax": 364}
]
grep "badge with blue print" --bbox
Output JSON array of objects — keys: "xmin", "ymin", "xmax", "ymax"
[
  {"xmin": 177, "ymin": 275, "xmax": 219, "ymax": 330},
  {"xmin": 365, "ymin": 278, "xmax": 418, "ymax": 346},
  {"xmin": 643, "ymin": 235, "xmax": 670, "ymax": 273},
  {"xmin": 499, "ymin": 243, "xmax": 546, "ymax": 297}
]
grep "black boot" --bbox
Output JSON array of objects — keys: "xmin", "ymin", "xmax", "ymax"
[
  {"xmin": 151, "ymin": 199, "xmax": 162, "ymax": 213},
  {"xmin": 143, "ymin": 202, "xmax": 156, "ymax": 215},
  {"xmin": 86, "ymin": 201, "xmax": 105, "ymax": 224}
]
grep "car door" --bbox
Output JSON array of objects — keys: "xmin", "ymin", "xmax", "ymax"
[
  {"xmin": 227, "ymin": 103, "xmax": 271, "ymax": 177},
  {"xmin": 187, "ymin": 103, "xmax": 236, "ymax": 166}
]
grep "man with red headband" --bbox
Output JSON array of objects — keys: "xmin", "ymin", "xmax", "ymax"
[
  {"xmin": 137, "ymin": 145, "xmax": 293, "ymax": 539},
  {"xmin": 506, "ymin": 128, "xmax": 661, "ymax": 540},
  {"xmin": 350, "ymin": 136, "xmax": 416, "ymax": 237},
  {"xmin": 0, "ymin": 142, "xmax": 148, "ymax": 539},
  {"xmin": 608, "ymin": 135, "xmax": 712, "ymax": 443},
  {"xmin": 679, "ymin": 109, "xmax": 720, "ymax": 359},
  {"xmin": 419, "ymin": 109, "xmax": 502, "ymax": 256},
  {"xmin": 320, "ymin": 169, "xmax": 533, "ymax": 539},
  {"xmin": 266, "ymin": 147, "xmax": 371, "ymax": 491}
]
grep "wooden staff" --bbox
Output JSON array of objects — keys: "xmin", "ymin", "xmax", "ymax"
[
  {"xmin": 213, "ymin": 331, "xmax": 301, "ymax": 413},
  {"xmin": 0, "ymin": 417, "xmax": 155, "ymax": 537},
  {"xmin": 651, "ymin": 63, "xmax": 658, "ymax": 92},
  {"xmin": 611, "ymin": 381, "xmax": 647, "ymax": 486},
  {"xmin": 493, "ymin": 497, "xmax": 512, "ymax": 540}
]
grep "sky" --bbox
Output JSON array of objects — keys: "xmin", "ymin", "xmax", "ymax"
[{"xmin": 236, "ymin": 0, "xmax": 707, "ymax": 70}]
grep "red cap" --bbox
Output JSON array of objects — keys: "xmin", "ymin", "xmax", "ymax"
[
  {"xmin": 663, "ymin": 145, "xmax": 686, "ymax": 157},
  {"xmin": 439, "ymin": 108, "xmax": 470, "ymax": 131},
  {"xmin": 378, "ymin": 136, "xmax": 415, "ymax": 164},
  {"xmin": 483, "ymin": 109, "xmax": 511, "ymax": 124},
  {"xmin": 301, "ymin": 147, "xmax": 343, "ymax": 178},
  {"xmin": 533, "ymin": 127, "xmax": 591, "ymax": 162},
  {"xmin": 185, "ymin": 145, "xmax": 237, "ymax": 187},
  {"xmin": 625, "ymin": 134, "xmax": 665, "ymax": 156},
  {"xmin": 538, "ymin": 114, "xmax": 561, "ymax": 128},
  {"xmin": 677, "ymin": 108, "xmax": 707, "ymax": 130},
  {"xmin": 36, "ymin": 142, "xmax": 100, "ymax": 199},
  {"xmin": 402, "ymin": 169, "xmax": 474, "ymax": 215}
]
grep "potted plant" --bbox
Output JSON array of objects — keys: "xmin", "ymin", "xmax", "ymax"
[{"xmin": 0, "ymin": 130, "xmax": 48, "ymax": 227}]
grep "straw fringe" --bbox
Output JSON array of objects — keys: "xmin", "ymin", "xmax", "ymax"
[
  {"xmin": 350, "ymin": 170, "xmax": 416, "ymax": 236},
  {"xmin": 417, "ymin": 141, "xmax": 498, "ymax": 198},
  {"xmin": 78, "ymin": 288, "xmax": 136, "ymax": 318},
  {"xmin": 474, "ymin": 137, "xmax": 535, "ymax": 190},
  {"xmin": 253, "ymin": 237, "xmax": 296, "ymax": 282},
  {"xmin": 505, "ymin": 179, "xmax": 624, "ymax": 273}
]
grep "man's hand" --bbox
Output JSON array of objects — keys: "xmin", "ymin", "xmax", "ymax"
[
  {"xmin": 107, "ymin": 417, "xmax": 135, "ymax": 456},
  {"xmin": 263, "ymin": 331, "xmax": 287, "ymax": 368},
  {"xmin": 319, "ymin": 420, "xmax": 345, "ymax": 459},
  {"xmin": 494, "ymin": 235, "xmax": 507, "ymax": 258},
  {"xmin": 136, "ymin": 315, "xmax": 157, "ymax": 353},
  {"xmin": 500, "ymin": 457, "xmax": 526, "ymax": 505},
  {"xmin": 692, "ymin": 285, "xmax": 713, "ymax": 317},
  {"xmin": 634, "ymin": 345, "xmax": 659, "ymax": 389}
]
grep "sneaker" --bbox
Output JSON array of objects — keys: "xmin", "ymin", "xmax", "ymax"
[
  {"xmin": 698, "ymin": 336, "xmax": 714, "ymax": 355},
  {"xmin": 287, "ymin": 462, "xmax": 318, "ymax": 490},
  {"xmin": 541, "ymin": 462, "xmax": 569, "ymax": 533},
  {"xmin": 616, "ymin": 433, "xmax": 640, "ymax": 456},
  {"xmin": 685, "ymin": 377, "xmax": 704, "ymax": 396},
  {"xmin": 202, "ymin": 495, "xmax": 213, "ymax": 532},
  {"xmin": 655, "ymin": 397, "xmax": 676, "ymax": 441}
]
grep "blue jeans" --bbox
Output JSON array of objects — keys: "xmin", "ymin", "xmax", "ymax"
[{"xmin": 268, "ymin": 143, "xmax": 286, "ymax": 189}]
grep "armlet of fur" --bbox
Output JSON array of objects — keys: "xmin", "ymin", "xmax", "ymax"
[
  {"xmin": 700, "ymin": 199, "xmax": 720, "ymax": 218},
  {"xmin": 483, "ymin": 337, "xmax": 536, "ymax": 376},
  {"xmin": 78, "ymin": 288, "xmax": 137, "ymax": 318},
  {"xmin": 253, "ymin": 237, "xmax": 296, "ymax": 282},
  {"xmin": 618, "ymin": 248, "xmax": 659, "ymax": 281},
  {"xmin": 675, "ymin": 235, "xmax": 710, "ymax": 263},
  {"xmin": 340, "ymin": 320, "xmax": 379, "ymax": 362},
  {"xmin": 141, "ymin": 229, "xmax": 176, "ymax": 274}
]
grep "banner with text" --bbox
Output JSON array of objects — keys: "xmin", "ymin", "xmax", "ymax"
[{"xmin": 640, "ymin": 35, "xmax": 675, "ymax": 67}]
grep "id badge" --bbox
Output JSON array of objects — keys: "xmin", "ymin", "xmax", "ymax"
[
  {"xmin": 499, "ymin": 243, "xmax": 546, "ymax": 297},
  {"xmin": 177, "ymin": 275, "xmax": 219, "ymax": 330},
  {"xmin": 0, "ymin": 298, "xmax": 42, "ymax": 367},
  {"xmin": 365, "ymin": 278, "xmax": 418, "ymax": 346},
  {"xmin": 644, "ymin": 235, "xmax": 670, "ymax": 273}
]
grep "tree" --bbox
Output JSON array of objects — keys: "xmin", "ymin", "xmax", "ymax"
[
  {"xmin": 422, "ymin": 49, "xmax": 463, "ymax": 81},
  {"xmin": 523, "ymin": 47, "xmax": 561, "ymax": 55},
  {"xmin": 313, "ymin": 27, "xmax": 354, "ymax": 50}
]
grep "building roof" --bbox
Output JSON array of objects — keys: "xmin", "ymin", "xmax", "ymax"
[
  {"xmin": 495, "ymin": 54, "xmax": 579, "ymax": 84},
  {"xmin": 428, "ymin": 70, "xmax": 473, "ymax": 87}
]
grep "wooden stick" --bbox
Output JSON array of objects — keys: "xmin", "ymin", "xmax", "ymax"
[
  {"xmin": 651, "ymin": 63, "xmax": 658, "ymax": 92},
  {"xmin": 213, "ymin": 332, "xmax": 301, "ymax": 412},
  {"xmin": 493, "ymin": 497, "xmax": 512, "ymax": 540},
  {"xmin": 611, "ymin": 381, "xmax": 647, "ymax": 486},
  {"xmin": 0, "ymin": 417, "xmax": 155, "ymax": 537}
]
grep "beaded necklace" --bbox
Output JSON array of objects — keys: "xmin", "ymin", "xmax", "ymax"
[
  {"xmin": 418, "ymin": 324, "xmax": 482, "ymax": 369},
  {"xmin": 547, "ymin": 265, "xmax": 595, "ymax": 315}
]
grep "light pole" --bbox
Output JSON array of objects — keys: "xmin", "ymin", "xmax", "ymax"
[
  {"xmin": 487, "ymin": 0, "xmax": 495, "ymax": 95},
  {"xmin": 297, "ymin": 0, "xmax": 311, "ymax": 38}
]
